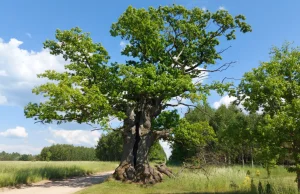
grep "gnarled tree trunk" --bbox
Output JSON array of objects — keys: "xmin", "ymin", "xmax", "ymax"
[{"xmin": 113, "ymin": 105, "xmax": 172, "ymax": 184}]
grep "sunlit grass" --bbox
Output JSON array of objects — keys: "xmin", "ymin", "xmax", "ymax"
[
  {"xmin": 0, "ymin": 161, "xmax": 118, "ymax": 187},
  {"xmin": 77, "ymin": 165, "xmax": 297, "ymax": 194}
]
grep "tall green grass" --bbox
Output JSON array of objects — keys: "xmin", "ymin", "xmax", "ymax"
[
  {"xmin": 0, "ymin": 161, "xmax": 118, "ymax": 187},
  {"xmin": 77, "ymin": 165, "xmax": 298, "ymax": 194}
]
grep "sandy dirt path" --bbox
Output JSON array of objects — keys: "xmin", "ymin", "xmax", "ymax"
[{"xmin": 0, "ymin": 171, "xmax": 114, "ymax": 194}]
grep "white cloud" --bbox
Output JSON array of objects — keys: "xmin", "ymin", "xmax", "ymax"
[
  {"xmin": 26, "ymin": 33, "xmax": 32, "ymax": 38},
  {"xmin": 192, "ymin": 67, "xmax": 208, "ymax": 84},
  {"xmin": 45, "ymin": 139, "xmax": 56, "ymax": 144},
  {"xmin": 213, "ymin": 95, "xmax": 237, "ymax": 109},
  {"xmin": 218, "ymin": 6, "xmax": 226, "ymax": 10},
  {"xmin": 120, "ymin": 41, "xmax": 127, "ymax": 48},
  {"xmin": 0, "ymin": 144, "xmax": 42, "ymax": 154},
  {"xmin": 49, "ymin": 128, "xmax": 101, "ymax": 146},
  {"xmin": 0, "ymin": 70, "xmax": 7, "ymax": 76},
  {"xmin": 0, "ymin": 38, "xmax": 66, "ymax": 106},
  {"xmin": 213, "ymin": 95, "xmax": 254, "ymax": 114},
  {"xmin": 159, "ymin": 140, "xmax": 172, "ymax": 159},
  {"xmin": 0, "ymin": 94, "xmax": 7, "ymax": 105},
  {"xmin": 120, "ymin": 41, "xmax": 131, "ymax": 51},
  {"xmin": 202, "ymin": 7, "xmax": 207, "ymax": 11},
  {"xmin": 0, "ymin": 126, "xmax": 28, "ymax": 138}
]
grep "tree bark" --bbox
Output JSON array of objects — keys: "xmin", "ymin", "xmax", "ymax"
[{"xmin": 113, "ymin": 105, "xmax": 172, "ymax": 184}]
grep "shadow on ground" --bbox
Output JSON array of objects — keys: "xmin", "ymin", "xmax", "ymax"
[{"xmin": 31, "ymin": 173, "xmax": 112, "ymax": 188}]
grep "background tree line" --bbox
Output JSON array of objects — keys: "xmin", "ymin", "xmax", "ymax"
[
  {"xmin": 169, "ymin": 103, "xmax": 296, "ymax": 169},
  {"xmin": 0, "ymin": 137, "xmax": 166, "ymax": 162},
  {"xmin": 0, "ymin": 151, "xmax": 35, "ymax": 161},
  {"xmin": 39, "ymin": 144, "xmax": 97, "ymax": 161}
]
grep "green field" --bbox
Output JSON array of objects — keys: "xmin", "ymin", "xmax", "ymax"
[
  {"xmin": 0, "ymin": 161, "xmax": 118, "ymax": 187},
  {"xmin": 77, "ymin": 165, "xmax": 298, "ymax": 194},
  {"xmin": 0, "ymin": 162, "xmax": 297, "ymax": 193}
]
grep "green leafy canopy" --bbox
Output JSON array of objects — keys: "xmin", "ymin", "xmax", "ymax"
[
  {"xmin": 25, "ymin": 5, "xmax": 251, "ymax": 129},
  {"xmin": 235, "ymin": 43, "xmax": 300, "ymax": 173}
]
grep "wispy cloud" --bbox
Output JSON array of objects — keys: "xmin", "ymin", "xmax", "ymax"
[
  {"xmin": 0, "ymin": 70, "xmax": 8, "ymax": 76},
  {"xmin": 0, "ymin": 94, "xmax": 7, "ymax": 105},
  {"xmin": 120, "ymin": 41, "xmax": 126, "ymax": 48},
  {"xmin": 120, "ymin": 41, "xmax": 130, "ymax": 51},
  {"xmin": 26, "ymin": 33, "xmax": 32, "ymax": 38},
  {"xmin": 218, "ymin": 6, "xmax": 226, "ymax": 10},
  {"xmin": 45, "ymin": 139, "xmax": 56, "ymax": 144}
]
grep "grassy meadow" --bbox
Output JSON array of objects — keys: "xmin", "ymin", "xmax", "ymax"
[
  {"xmin": 0, "ymin": 161, "xmax": 118, "ymax": 187},
  {"xmin": 77, "ymin": 165, "xmax": 298, "ymax": 194}
]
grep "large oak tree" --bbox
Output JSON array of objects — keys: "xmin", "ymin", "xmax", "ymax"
[{"xmin": 25, "ymin": 5, "xmax": 251, "ymax": 184}]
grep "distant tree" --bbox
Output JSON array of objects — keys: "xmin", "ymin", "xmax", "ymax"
[
  {"xmin": 0, "ymin": 151, "xmax": 21, "ymax": 161},
  {"xmin": 40, "ymin": 147, "xmax": 52, "ymax": 161},
  {"xmin": 235, "ymin": 43, "xmax": 300, "ymax": 191},
  {"xmin": 19, "ymin": 154, "xmax": 35, "ymax": 161},
  {"xmin": 172, "ymin": 103, "xmax": 259, "ymax": 166},
  {"xmin": 40, "ymin": 144, "xmax": 97, "ymax": 161},
  {"xmin": 96, "ymin": 131, "xmax": 123, "ymax": 161},
  {"xmin": 149, "ymin": 140, "xmax": 167, "ymax": 162},
  {"xmin": 184, "ymin": 103, "xmax": 215, "ymax": 124},
  {"xmin": 96, "ymin": 131, "xmax": 166, "ymax": 162},
  {"xmin": 169, "ymin": 119, "xmax": 216, "ymax": 163}
]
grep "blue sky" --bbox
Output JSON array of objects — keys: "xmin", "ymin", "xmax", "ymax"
[{"xmin": 0, "ymin": 0, "xmax": 299, "ymax": 157}]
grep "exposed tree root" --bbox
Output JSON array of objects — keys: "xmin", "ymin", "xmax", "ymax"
[{"xmin": 113, "ymin": 162, "xmax": 174, "ymax": 184}]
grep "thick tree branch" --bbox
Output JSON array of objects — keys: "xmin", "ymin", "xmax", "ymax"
[
  {"xmin": 91, "ymin": 126, "xmax": 125, "ymax": 132},
  {"xmin": 153, "ymin": 129, "xmax": 173, "ymax": 140}
]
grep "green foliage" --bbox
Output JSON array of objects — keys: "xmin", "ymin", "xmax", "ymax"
[
  {"xmin": 149, "ymin": 140, "xmax": 167, "ymax": 162},
  {"xmin": 184, "ymin": 103, "xmax": 214, "ymax": 123},
  {"xmin": 0, "ymin": 151, "xmax": 36, "ymax": 161},
  {"xmin": 169, "ymin": 118, "xmax": 216, "ymax": 163},
  {"xmin": 40, "ymin": 144, "xmax": 97, "ymax": 161},
  {"xmin": 0, "ymin": 151, "xmax": 21, "ymax": 161},
  {"xmin": 152, "ymin": 110, "xmax": 180, "ymax": 131},
  {"xmin": 235, "ymin": 43, "xmax": 300, "ymax": 186},
  {"xmin": 96, "ymin": 131, "xmax": 166, "ymax": 162},
  {"xmin": 18, "ymin": 154, "xmax": 35, "ymax": 161},
  {"xmin": 95, "ymin": 131, "xmax": 123, "ymax": 161},
  {"xmin": 24, "ymin": 5, "xmax": 251, "ymax": 131},
  {"xmin": 169, "ymin": 103, "xmax": 261, "ymax": 165},
  {"xmin": 173, "ymin": 119, "xmax": 216, "ymax": 148}
]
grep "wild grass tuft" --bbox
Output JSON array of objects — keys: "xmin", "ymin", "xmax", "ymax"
[
  {"xmin": 0, "ymin": 161, "xmax": 118, "ymax": 187},
  {"xmin": 77, "ymin": 165, "xmax": 297, "ymax": 194}
]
